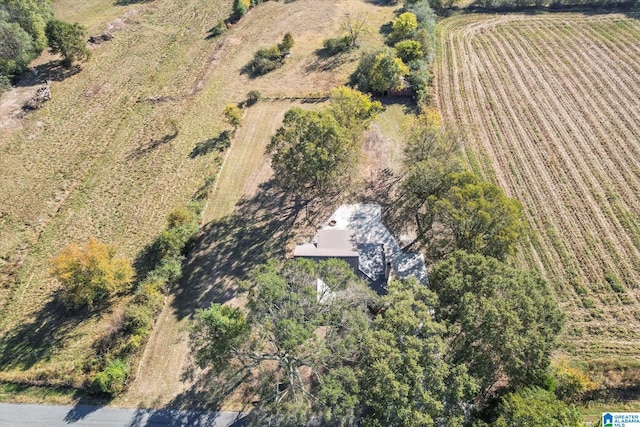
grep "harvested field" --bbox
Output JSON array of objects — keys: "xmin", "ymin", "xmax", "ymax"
[{"xmin": 436, "ymin": 12, "xmax": 640, "ymax": 363}]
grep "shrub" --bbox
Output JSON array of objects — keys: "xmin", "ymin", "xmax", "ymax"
[
  {"xmin": 92, "ymin": 359, "xmax": 130, "ymax": 396},
  {"xmin": 135, "ymin": 280, "xmax": 166, "ymax": 314},
  {"xmin": 248, "ymin": 46, "xmax": 283, "ymax": 76},
  {"xmin": 167, "ymin": 207, "xmax": 198, "ymax": 228},
  {"xmin": 247, "ymin": 34, "xmax": 294, "ymax": 76},
  {"xmin": 552, "ymin": 359, "xmax": 598, "ymax": 401},
  {"xmin": 208, "ymin": 20, "xmax": 227, "ymax": 37},
  {"xmin": 224, "ymin": 104, "xmax": 243, "ymax": 129},
  {"xmin": 246, "ymin": 90, "xmax": 261, "ymax": 106},
  {"xmin": 147, "ymin": 257, "xmax": 184, "ymax": 284},
  {"xmin": 279, "ymin": 32, "xmax": 294, "ymax": 54},
  {"xmin": 322, "ymin": 36, "xmax": 352, "ymax": 55},
  {"xmin": 123, "ymin": 304, "xmax": 153, "ymax": 335}
]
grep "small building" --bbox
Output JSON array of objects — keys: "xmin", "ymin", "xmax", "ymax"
[{"xmin": 294, "ymin": 204, "xmax": 428, "ymax": 295}]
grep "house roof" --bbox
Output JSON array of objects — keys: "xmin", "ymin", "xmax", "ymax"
[
  {"xmin": 294, "ymin": 204, "xmax": 428, "ymax": 292},
  {"xmin": 324, "ymin": 204, "xmax": 428, "ymax": 286},
  {"xmin": 293, "ymin": 229, "xmax": 358, "ymax": 258}
]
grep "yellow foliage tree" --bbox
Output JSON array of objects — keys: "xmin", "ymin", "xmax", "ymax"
[
  {"xmin": 552, "ymin": 358, "xmax": 598, "ymax": 401},
  {"xmin": 51, "ymin": 239, "xmax": 134, "ymax": 310}
]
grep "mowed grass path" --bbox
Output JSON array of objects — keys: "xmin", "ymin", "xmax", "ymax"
[{"xmin": 436, "ymin": 13, "xmax": 640, "ymax": 365}]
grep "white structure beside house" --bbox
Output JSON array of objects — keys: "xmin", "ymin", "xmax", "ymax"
[{"xmin": 294, "ymin": 204, "xmax": 428, "ymax": 294}]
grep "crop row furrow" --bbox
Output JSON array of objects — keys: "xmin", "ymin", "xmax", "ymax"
[
  {"xmin": 504, "ymin": 22, "xmax": 640, "ymax": 286},
  {"xmin": 469, "ymin": 31, "xmax": 578, "ymax": 298},
  {"xmin": 484, "ymin": 28, "xmax": 618, "ymax": 293}
]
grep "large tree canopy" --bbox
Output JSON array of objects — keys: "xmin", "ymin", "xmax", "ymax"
[
  {"xmin": 353, "ymin": 50, "xmax": 409, "ymax": 95},
  {"xmin": 191, "ymin": 255, "xmax": 566, "ymax": 425},
  {"xmin": 356, "ymin": 278, "xmax": 477, "ymax": 427},
  {"xmin": 1, "ymin": 0, "xmax": 51, "ymax": 54},
  {"xmin": 267, "ymin": 108, "xmax": 357, "ymax": 201},
  {"xmin": 430, "ymin": 251, "xmax": 565, "ymax": 400},
  {"xmin": 0, "ymin": 17, "xmax": 35, "ymax": 76},
  {"xmin": 267, "ymin": 88, "xmax": 380, "ymax": 202},
  {"xmin": 191, "ymin": 258, "xmax": 375, "ymax": 425},
  {"xmin": 0, "ymin": 0, "xmax": 52, "ymax": 84},
  {"xmin": 328, "ymin": 85, "xmax": 382, "ymax": 137}
]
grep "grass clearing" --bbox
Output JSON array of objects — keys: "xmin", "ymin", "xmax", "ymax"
[{"xmin": 436, "ymin": 12, "xmax": 640, "ymax": 371}]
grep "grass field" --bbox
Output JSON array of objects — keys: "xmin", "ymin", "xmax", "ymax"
[
  {"xmin": 436, "ymin": 12, "xmax": 640, "ymax": 372},
  {"xmin": 0, "ymin": 0, "xmax": 397, "ymax": 403}
]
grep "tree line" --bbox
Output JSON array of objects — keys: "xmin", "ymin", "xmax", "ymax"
[{"xmin": 351, "ymin": 0, "xmax": 436, "ymax": 110}]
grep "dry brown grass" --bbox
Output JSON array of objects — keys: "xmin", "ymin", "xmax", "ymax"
[{"xmin": 436, "ymin": 12, "xmax": 640, "ymax": 366}]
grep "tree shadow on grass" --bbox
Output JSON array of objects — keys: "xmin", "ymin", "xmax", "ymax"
[
  {"xmin": 189, "ymin": 131, "xmax": 231, "ymax": 158},
  {"xmin": 13, "ymin": 61, "xmax": 81, "ymax": 89},
  {"xmin": 0, "ymin": 296, "xmax": 89, "ymax": 371},
  {"xmin": 163, "ymin": 367, "xmax": 253, "ymax": 415},
  {"xmin": 305, "ymin": 49, "xmax": 355, "ymax": 73},
  {"xmin": 172, "ymin": 180, "xmax": 299, "ymax": 321}
]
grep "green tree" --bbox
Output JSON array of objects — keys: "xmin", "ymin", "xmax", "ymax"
[
  {"xmin": 353, "ymin": 50, "xmax": 409, "ymax": 95},
  {"xmin": 267, "ymin": 107, "xmax": 358, "ymax": 202},
  {"xmin": 430, "ymin": 251, "xmax": 565, "ymax": 400},
  {"xmin": 369, "ymin": 51, "xmax": 409, "ymax": 95},
  {"xmin": 1, "ymin": 0, "xmax": 52, "ymax": 54},
  {"xmin": 394, "ymin": 39, "xmax": 423, "ymax": 63},
  {"xmin": 399, "ymin": 124, "xmax": 462, "ymax": 251},
  {"xmin": 357, "ymin": 278, "xmax": 477, "ymax": 427},
  {"xmin": 0, "ymin": 18, "xmax": 35, "ymax": 77},
  {"xmin": 432, "ymin": 171, "xmax": 525, "ymax": 260},
  {"xmin": 494, "ymin": 387, "xmax": 583, "ymax": 427},
  {"xmin": 328, "ymin": 85, "xmax": 382, "ymax": 138},
  {"xmin": 388, "ymin": 12, "xmax": 418, "ymax": 44},
  {"xmin": 51, "ymin": 238, "xmax": 134, "ymax": 310},
  {"xmin": 190, "ymin": 258, "xmax": 375, "ymax": 425},
  {"xmin": 232, "ymin": 0, "xmax": 247, "ymax": 21},
  {"xmin": 45, "ymin": 19, "xmax": 90, "ymax": 67}
]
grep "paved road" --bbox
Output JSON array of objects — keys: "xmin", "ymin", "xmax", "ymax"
[{"xmin": 0, "ymin": 403, "xmax": 245, "ymax": 427}]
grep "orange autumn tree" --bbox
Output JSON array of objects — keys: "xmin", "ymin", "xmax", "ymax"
[{"xmin": 51, "ymin": 239, "xmax": 134, "ymax": 310}]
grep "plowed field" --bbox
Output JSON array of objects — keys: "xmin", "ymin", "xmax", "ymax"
[{"xmin": 436, "ymin": 13, "xmax": 640, "ymax": 362}]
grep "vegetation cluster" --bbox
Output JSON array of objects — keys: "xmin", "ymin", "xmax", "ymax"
[
  {"xmin": 50, "ymin": 203, "xmax": 202, "ymax": 396},
  {"xmin": 267, "ymin": 86, "xmax": 381, "ymax": 203},
  {"xmin": 247, "ymin": 32, "xmax": 294, "ymax": 76},
  {"xmin": 353, "ymin": 0, "xmax": 436, "ymax": 108},
  {"xmin": 0, "ymin": 0, "xmax": 90, "ymax": 93},
  {"xmin": 191, "ymin": 97, "xmax": 592, "ymax": 424}
]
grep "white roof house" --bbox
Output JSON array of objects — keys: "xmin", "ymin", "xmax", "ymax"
[{"xmin": 294, "ymin": 204, "xmax": 428, "ymax": 294}]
